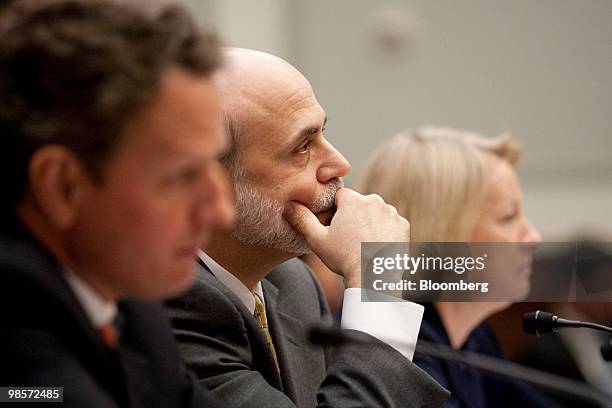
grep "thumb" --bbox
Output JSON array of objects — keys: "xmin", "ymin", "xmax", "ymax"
[{"xmin": 284, "ymin": 201, "xmax": 326, "ymax": 243}]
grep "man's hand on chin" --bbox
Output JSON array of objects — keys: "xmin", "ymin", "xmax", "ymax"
[{"xmin": 284, "ymin": 188, "xmax": 410, "ymax": 288}]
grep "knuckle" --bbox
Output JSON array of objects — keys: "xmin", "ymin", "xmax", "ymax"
[
  {"xmin": 403, "ymin": 219, "xmax": 411, "ymax": 232},
  {"xmin": 398, "ymin": 214, "xmax": 410, "ymax": 226},
  {"xmin": 368, "ymin": 193, "xmax": 384, "ymax": 203}
]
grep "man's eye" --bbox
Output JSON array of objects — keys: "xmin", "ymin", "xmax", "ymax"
[
  {"xmin": 296, "ymin": 140, "xmax": 312, "ymax": 154},
  {"xmin": 173, "ymin": 168, "xmax": 200, "ymax": 184}
]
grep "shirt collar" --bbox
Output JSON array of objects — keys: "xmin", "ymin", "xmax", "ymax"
[
  {"xmin": 64, "ymin": 271, "xmax": 117, "ymax": 329},
  {"xmin": 198, "ymin": 250, "xmax": 264, "ymax": 315}
]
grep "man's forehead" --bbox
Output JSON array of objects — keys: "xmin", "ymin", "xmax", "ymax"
[
  {"xmin": 243, "ymin": 82, "xmax": 320, "ymax": 118},
  {"xmin": 242, "ymin": 89, "xmax": 324, "ymax": 139}
]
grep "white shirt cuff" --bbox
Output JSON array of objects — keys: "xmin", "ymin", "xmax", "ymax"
[{"xmin": 340, "ymin": 288, "xmax": 423, "ymax": 361}]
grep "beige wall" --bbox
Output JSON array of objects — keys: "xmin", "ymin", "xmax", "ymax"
[{"xmin": 183, "ymin": 0, "xmax": 612, "ymax": 240}]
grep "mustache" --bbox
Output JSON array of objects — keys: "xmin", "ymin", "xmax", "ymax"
[{"xmin": 310, "ymin": 178, "xmax": 344, "ymax": 213}]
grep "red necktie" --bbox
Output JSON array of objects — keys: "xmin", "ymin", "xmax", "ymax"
[{"xmin": 98, "ymin": 323, "xmax": 118, "ymax": 349}]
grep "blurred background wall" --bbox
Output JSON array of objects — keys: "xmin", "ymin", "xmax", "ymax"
[{"xmin": 183, "ymin": 0, "xmax": 612, "ymax": 241}]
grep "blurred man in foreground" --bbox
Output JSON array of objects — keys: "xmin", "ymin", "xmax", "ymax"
[
  {"xmin": 166, "ymin": 48, "xmax": 449, "ymax": 407},
  {"xmin": 0, "ymin": 1, "xmax": 234, "ymax": 406}
]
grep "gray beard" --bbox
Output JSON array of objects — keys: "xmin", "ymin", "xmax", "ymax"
[{"xmin": 230, "ymin": 178, "xmax": 343, "ymax": 254}]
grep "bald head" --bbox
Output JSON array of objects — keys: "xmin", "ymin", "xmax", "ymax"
[
  {"xmin": 216, "ymin": 48, "xmax": 318, "ymax": 173},
  {"xmin": 217, "ymin": 48, "xmax": 311, "ymax": 110}
]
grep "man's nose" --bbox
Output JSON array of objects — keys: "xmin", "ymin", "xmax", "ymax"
[
  {"xmin": 316, "ymin": 139, "xmax": 351, "ymax": 183},
  {"xmin": 194, "ymin": 162, "xmax": 236, "ymax": 231}
]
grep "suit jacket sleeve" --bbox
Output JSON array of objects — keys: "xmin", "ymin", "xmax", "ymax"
[{"xmin": 166, "ymin": 264, "xmax": 449, "ymax": 408}]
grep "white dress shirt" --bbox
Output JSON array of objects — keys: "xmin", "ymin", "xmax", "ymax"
[
  {"xmin": 198, "ymin": 251, "xmax": 423, "ymax": 361},
  {"xmin": 64, "ymin": 271, "xmax": 117, "ymax": 329}
]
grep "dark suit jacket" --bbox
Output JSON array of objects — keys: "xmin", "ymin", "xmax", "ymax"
[
  {"xmin": 414, "ymin": 304, "xmax": 559, "ymax": 408},
  {"xmin": 0, "ymin": 216, "xmax": 221, "ymax": 408},
  {"xmin": 166, "ymin": 257, "xmax": 450, "ymax": 407}
]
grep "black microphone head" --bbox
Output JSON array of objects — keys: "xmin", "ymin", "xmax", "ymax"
[{"xmin": 523, "ymin": 310, "xmax": 557, "ymax": 336}]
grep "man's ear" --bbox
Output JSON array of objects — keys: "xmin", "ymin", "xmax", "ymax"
[{"xmin": 27, "ymin": 145, "xmax": 89, "ymax": 229}]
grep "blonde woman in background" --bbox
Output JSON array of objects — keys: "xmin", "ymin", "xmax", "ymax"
[{"xmin": 356, "ymin": 128, "xmax": 559, "ymax": 408}]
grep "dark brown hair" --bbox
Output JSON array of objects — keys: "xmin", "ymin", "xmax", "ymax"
[{"xmin": 0, "ymin": 0, "xmax": 221, "ymax": 210}]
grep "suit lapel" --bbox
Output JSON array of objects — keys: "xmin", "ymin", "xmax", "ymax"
[
  {"xmin": 195, "ymin": 258, "xmax": 259, "ymax": 320},
  {"xmin": 116, "ymin": 345, "xmax": 154, "ymax": 407},
  {"xmin": 111, "ymin": 305, "xmax": 155, "ymax": 408},
  {"xmin": 196, "ymin": 259, "xmax": 285, "ymax": 391}
]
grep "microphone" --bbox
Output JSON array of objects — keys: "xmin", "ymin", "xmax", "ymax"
[
  {"xmin": 522, "ymin": 310, "xmax": 577, "ymax": 336},
  {"xmin": 309, "ymin": 324, "xmax": 612, "ymax": 406},
  {"xmin": 523, "ymin": 310, "xmax": 612, "ymax": 337}
]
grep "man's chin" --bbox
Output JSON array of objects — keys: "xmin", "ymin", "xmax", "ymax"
[
  {"xmin": 231, "ymin": 228, "xmax": 311, "ymax": 256},
  {"xmin": 280, "ymin": 243, "xmax": 312, "ymax": 256},
  {"xmin": 267, "ymin": 231, "xmax": 312, "ymax": 256},
  {"xmin": 271, "ymin": 240, "xmax": 312, "ymax": 256}
]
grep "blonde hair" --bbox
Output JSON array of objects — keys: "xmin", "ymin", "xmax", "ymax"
[{"xmin": 356, "ymin": 127, "xmax": 522, "ymax": 242}]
